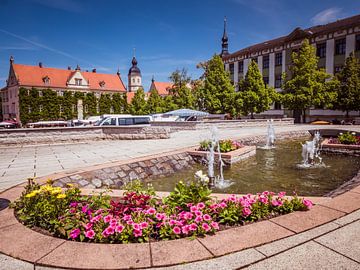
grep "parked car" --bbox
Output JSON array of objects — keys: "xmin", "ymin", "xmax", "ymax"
[
  {"xmin": 94, "ymin": 115, "xmax": 152, "ymax": 126},
  {"xmin": 0, "ymin": 121, "xmax": 16, "ymax": 129}
]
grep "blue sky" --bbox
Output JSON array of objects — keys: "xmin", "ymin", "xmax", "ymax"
[{"xmin": 0, "ymin": 0, "xmax": 359, "ymax": 90}]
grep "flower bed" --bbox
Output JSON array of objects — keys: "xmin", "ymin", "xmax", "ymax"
[
  {"xmin": 198, "ymin": 139, "xmax": 244, "ymax": 153},
  {"xmin": 328, "ymin": 132, "xmax": 360, "ymax": 145},
  {"xmin": 11, "ymin": 178, "xmax": 312, "ymax": 244}
]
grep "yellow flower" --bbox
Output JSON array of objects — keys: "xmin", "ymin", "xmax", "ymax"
[
  {"xmin": 51, "ymin": 187, "xmax": 62, "ymax": 195},
  {"xmin": 66, "ymin": 183, "xmax": 74, "ymax": 188},
  {"xmin": 25, "ymin": 192, "xmax": 37, "ymax": 198},
  {"xmin": 56, "ymin": 194, "xmax": 66, "ymax": 199}
]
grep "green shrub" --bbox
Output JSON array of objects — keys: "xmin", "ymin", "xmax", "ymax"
[{"xmin": 338, "ymin": 132, "xmax": 357, "ymax": 145}]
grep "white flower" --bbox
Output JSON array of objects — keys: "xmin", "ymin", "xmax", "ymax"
[{"xmin": 194, "ymin": 170, "xmax": 209, "ymax": 183}]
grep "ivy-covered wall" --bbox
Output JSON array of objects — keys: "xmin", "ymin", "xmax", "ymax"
[{"xmin": 19, "ymin": 87, "xmax": 127, "ymax": 124}]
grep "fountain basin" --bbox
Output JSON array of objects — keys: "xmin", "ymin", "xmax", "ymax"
[{"xmin": 187, "ymin": 145, "xmax": 256, "ymax": 165}]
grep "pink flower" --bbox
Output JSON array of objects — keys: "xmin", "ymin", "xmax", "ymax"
[
  {"xmin": 182, "ymin": 225, "xmax": 190, "ymax": 234},
  {"xmin": 240, "ymin": 199, "xmax": 250, "ymax": 208},
  {"xmin": 303, "ymin": 199, "xmax": 313, "ymax": 209},
  {"xmin": 103, "ymin": 214, "xmax": 112, "ymax": 223},
  {"xmin": 271, "ymin": 199, "xmax": 283, "ymax": 207},
  {"xmin": 242, "ymin": 207, "xmax": 252, "ymax": 217},
  {"xmin": 195, "ymin": 210, "xmax": 203, "ymax": 216},
  {"xmin": 219, "ymin": 202, "xmax": 227, "ymax": 208},
  {"xmin": 258, "ymin": 195, "xmax": 268, "ymax": 204},
  {"xmin": 195, "ymin": 216, "xmax": 203, "ymax": 223},
  {"xmin": 189, "ymin": 223, "xmax": 198, "ymax": 231},
  {"xmin": 184, "ymin": 212, "xmax": 193, "ymax": 220},
  {"xmin": 190, "ymin": 206, "xmax": 198, "ymax": 212},
  {"xmin": 105, "ymin": 226, "xmax": 115, "ymax": 235},
  {"xmin": 278, "ymin": 191, "xmax": 286, "ymax": 198},
  {"xmin": 197, "ymin": 202, "xmax": 205, "ymax": 209},
  {"xmin": 101, "ymin": 230, "xmax": 109, "ymax": 238},
  {"xmin": 69, "ymin": 228, "xmax": 80, "ymax": 239},
  {"xmin": 123, "ymin": 214, "xmax": 131, "ymax": 221},
  {"xmin": 140, "ymin": 222, "xmax": 149, "ymax": 229},
  {"xmin": 146, "ymin": 208, "xmax": 156, "ymax": 215},
  {"xmin": 203, "ymin": 214, "xmax": 211, "ymax": 221},
  {"xmin": 169, "ymin": 219, "xmax": 177, "ymax": 226},
  {"xmin": 228, "ymin": 195, "xmax": 236, "ymax": 202},
  {"xmin": 69, "ymin": 208, "xmax": 76, "ymax": 214},
  {"xmin": 85, "ymin": 229, "xmax": 95, "ymax": 239},
  {"xmin": 262, "ymin": 191, "xmax": 270, "ymax": 196},
  {"xmin": 81, "ymin": 205, "xmax": 88, "ymax": 213},
  {"xmin": 211, "ymin": 221, "xmax": 219, "ymax": 230},
  {"xmin": 84, "ymin": 222, "xmax": 93, "ymax": 230},
  {"xmin": 115, "ymin": 225, "xmax": 124, "ymax": 233},
  {"xmin": 95, "ymin": 209, "xmax": 103, "ymax": 215},
  {"xmin": 133, "ymin": 229, "xmax": 142, "ymax": 237},
  {"xmin": 202, "ymin": 223, "xmax": 211, "ymax": 232},
  {"xmin": 156, "ymin": 213, "xmax": 166, "ymax": 220},
  {"xmin": 132, "ymin": 223, "xmax": 140, "ymax": 230},
  {"xmin": 69, "ymin": 202, "xmax": 78, "ymax": 208},
  {"xmin": 173, "ymin": 226, "xmax": 181, "ymax": 235},
  {"xmin": 91, "ymin": 215, "xmax": 102, "ymax": 223}
]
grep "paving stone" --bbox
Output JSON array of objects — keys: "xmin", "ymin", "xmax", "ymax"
[
  {"xmin": 92, "ymin": 178, "xmax": 102, "ymax": 188},
  {"xmin": 319, "ymin": 191, "xmax": 360, "ymax": 213},
  {"xmin": 271, "ymin": 205, "xmax": 345, "ymax": 233},
  {"xmin": 83, "ymin": 183, "xmax": 96, "ymax": 189},
  {"xmin": 198, "ymin": 220, "xmax": 293, "ymax": 256},
  {"xmin": 245, "ymin": 241, "xmax": 359, "ymax": 270},
  {"xmin": 0, "ymin": 253, "xmax": 33, "ymax": 270},
  {"xmin": 315, "ymin": 220, "xmax": 360, "ymax": 263},
  {"xmin": 0, "ymin": 186, "xmax": 24, "ymax": 202},
  {"xmin": 333, "ymin": 209, "xmax": 360, "ymax": 226},
  {"xmin": 37, "ymin": 241, "xmax": 151, "ymax": 269},
  {"xmin": 78, "ymin": 179, "xmax": 89, "ymax": 186},
  {"xmin": 0, "ymin": 223, "xmax": 65, "ymax": 262},
  {"xmin": 151, "ymin": 238, "xmax": 212, "ymax": 267},
  {"xmin": 256, "ymin": 221, "xmax": 340, "ymax": 257},
  {"xmin": 149, "ymin": 248, "xmax": 265, "ymax": 270}
]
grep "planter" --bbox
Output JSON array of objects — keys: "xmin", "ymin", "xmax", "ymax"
[
  {"xmin": 321, "ymin": 139, "xmax": 360, "ymax": 156},
  {"xmin": 187, "ymin": 145, "xmax": 256, "ymax": 165}
]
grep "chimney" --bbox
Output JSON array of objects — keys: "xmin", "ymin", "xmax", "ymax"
[
  {"xmin": 39, "ymin": 62, "xmax": 43, "ymax": 68},
  {"xmin": 67, "ymin": 66, "xmax": 71, "ymax": 70},
  {"xmin": 92, "ymin": 68, "xmax": 96, "ymax": 73}
]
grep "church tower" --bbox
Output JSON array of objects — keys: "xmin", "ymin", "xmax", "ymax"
[
  {"xmin": 220, "ymin": 17, "xmax": 229, "ymax": 57},
  {"xmin": 128, "ymin": 54, "xmax": 142, "ymax": 92}
]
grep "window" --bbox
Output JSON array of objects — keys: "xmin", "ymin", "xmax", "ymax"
[
  {"xmin": 59, "ymin": 105, "xmax": 64, "ymax": 113},
  {"xmin": 238, "ymin": 61, "xmax": 244, "ymax": 73},
  {"xmin": 334, "ymin": 65, "xmax": 343, "ymax": 74},
  {"xmin": 28, "ymin": 106, "xmax": 31, "ymax": 113},
  {"xmin": 43, "ymin": 76, "xmax": 50, "ymax": 85},
  {"xmin": 275, "ymin": 53, "xmax": 282, "ymax": 66},
  {"xmin": 132, "ymin": 78, "xmax": 135, "ymax": 83},
  {"xmin": 335, "ymin": 38, "xmax": 346, "ymax": 55},
  {"xmin": 274, "ymin": 102, "xmax": 282, "ymax": 110},
  {"xmin": 263, "ymin": 55, "xmax": 269, "ymax": 69},
  {"xmin": 229, "ymin": 63, "xmax": 234, "ymax": 74},
  {"xmin": 275, "ymin": 74, "xmax": 282, "ymax": 88},
  {"xmin": 57, "ymin": 91, "xmax": 63, "ymax": 97},
  {"xmin": 110, "ymin": 106, "xmax": 114, "ymax": 113},
  {"xmin": 72, "ymin": 104, "xmax": 76, "ymax": 112},
  {"xmin": 85, "ymin": 104, "xmax": 88, "ymax": 113},
  {"xmin": 75, "ymin": 78, "xmax": 82, "ymax": 86},
  {"xmin": 263, "ymin": 77, "xmax": 269, "ymax": 85},
  {"xmin": 39, "ymin": 105, "xmax": 43, "ymax": 112},
  {"xmin": 316, "ymin": 43, "xmax": 326, "ymax": 58},
  {"xmin": 134, "ymin": 117, "xmax": 150, "ymax": 124},
  {"xmin": 39, "ymin": 91, "xmax": 43, "ymax": 97},
  {"xmin": 356, "ymin": 34, "xmax": 360, "ymax": 51},
  {"xmin": 9, "ymin": 90, "xmax": 12, "ymax": 99},
  {"xmin": 137, "ymin": 78, "xmax": 140, "ymax": 83},
  {"xmin": 99, "ymin": 81, "xmax": 105, "ymax": 88}
]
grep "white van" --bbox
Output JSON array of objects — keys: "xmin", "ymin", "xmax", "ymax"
[{"xmin": 95, "ymin": 115, "xmax": 152, "ymax": 126}]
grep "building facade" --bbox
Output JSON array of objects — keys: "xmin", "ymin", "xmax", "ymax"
[
  {"xmin": 221, "ymin": 14, "xmax": 360, "ymax": 121},
  {"xmin": 128, "ymin": 56, "xmax": 142, "ymax": 92},
  {"xmin": 0, "ymin": 57, "xmax": 127, "ymax": 124}
]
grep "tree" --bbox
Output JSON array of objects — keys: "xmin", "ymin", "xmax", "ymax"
[
  {"xmin": 334, "ymin": 52, "xmax": 360, "ymax": 117},
  {"xmin": 169, "ymin": 69, "xmax": 195, "ymax": 109},
  {"xmin": 147, "ymin": 88, "xmax": 165, "ymax": 113},
  {"xmin": 237, "ymin": 60, "xmax": 277, "ymax": 118},
  {"xmin": 112, "ymin": 93, "xmax": 127, "ymax": 114},
  {"xmin": 282, "ymin": 39, "xmax": 337, "ymax": 123},
  {"xmin": 200, "ymin": 54, "xmax": 235, "ymax": 115},
  {"xmin": 130, "ymin": 88, "xmax": 148, "ymax": 115},
  {"xmin": 163, "ymin": 95, "xmax": 178, "ymax": 112}
]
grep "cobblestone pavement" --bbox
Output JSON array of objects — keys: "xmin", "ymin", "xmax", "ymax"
[{"xmin": 1, "ymin": 125, "xmax": 360, "ymax": 269}]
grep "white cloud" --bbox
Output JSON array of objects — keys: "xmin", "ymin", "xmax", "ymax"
[{"xmin": 311, "ymin": 7, "xmax": 343, "ymax": 25}]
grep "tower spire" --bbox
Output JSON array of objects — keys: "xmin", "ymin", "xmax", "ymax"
[{"xmin": 221, "ymin": 16, "xmax": 229, "ymax": 57}]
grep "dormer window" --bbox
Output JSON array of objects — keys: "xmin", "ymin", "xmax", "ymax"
[
  {"xmin": 42, "ymin": 76, "xmax": 50, "ymax": 85},
  {"xmin": 99, "ymin": 80, "xmax": 106, "ymax": 88},
  {"xmin": 75, "ymin": 78, "xmax": 82, "ymax": 86}
]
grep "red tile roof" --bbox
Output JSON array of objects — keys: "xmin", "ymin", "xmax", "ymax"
[
  {"xmin": 223, "ymin": 14, "xmax": 360, "ymax": 60},
  {"xmin": 151, "ymin": 82, "xmax": 173, "ymax": 95},
  {"xmin": 12, "ymin": 64, "xmax": 126, "ymax": 92}
]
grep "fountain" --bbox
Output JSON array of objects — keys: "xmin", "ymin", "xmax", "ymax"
[
  {"xmin": 259, "ymin": 119, "xmax": 276, "ymax": 149},
  {"xmin": 206, "ymin": 127, "xmax": 233, "ymax": 189},
  {"xmin": 299, "ymin": 131, "xmax": 324, "ymax": 168}
]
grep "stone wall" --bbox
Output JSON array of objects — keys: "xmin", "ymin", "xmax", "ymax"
[
  {"xmin": 151, "ymin": 118, "xmax": 294, "ymax": 132},
  {"xmin": 0, "ymin": 126, "xmax": 170, "ymax": 145},
  {"xmin": 53, "ymin": 152, "xmax": 195, "ymax": 189}
]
